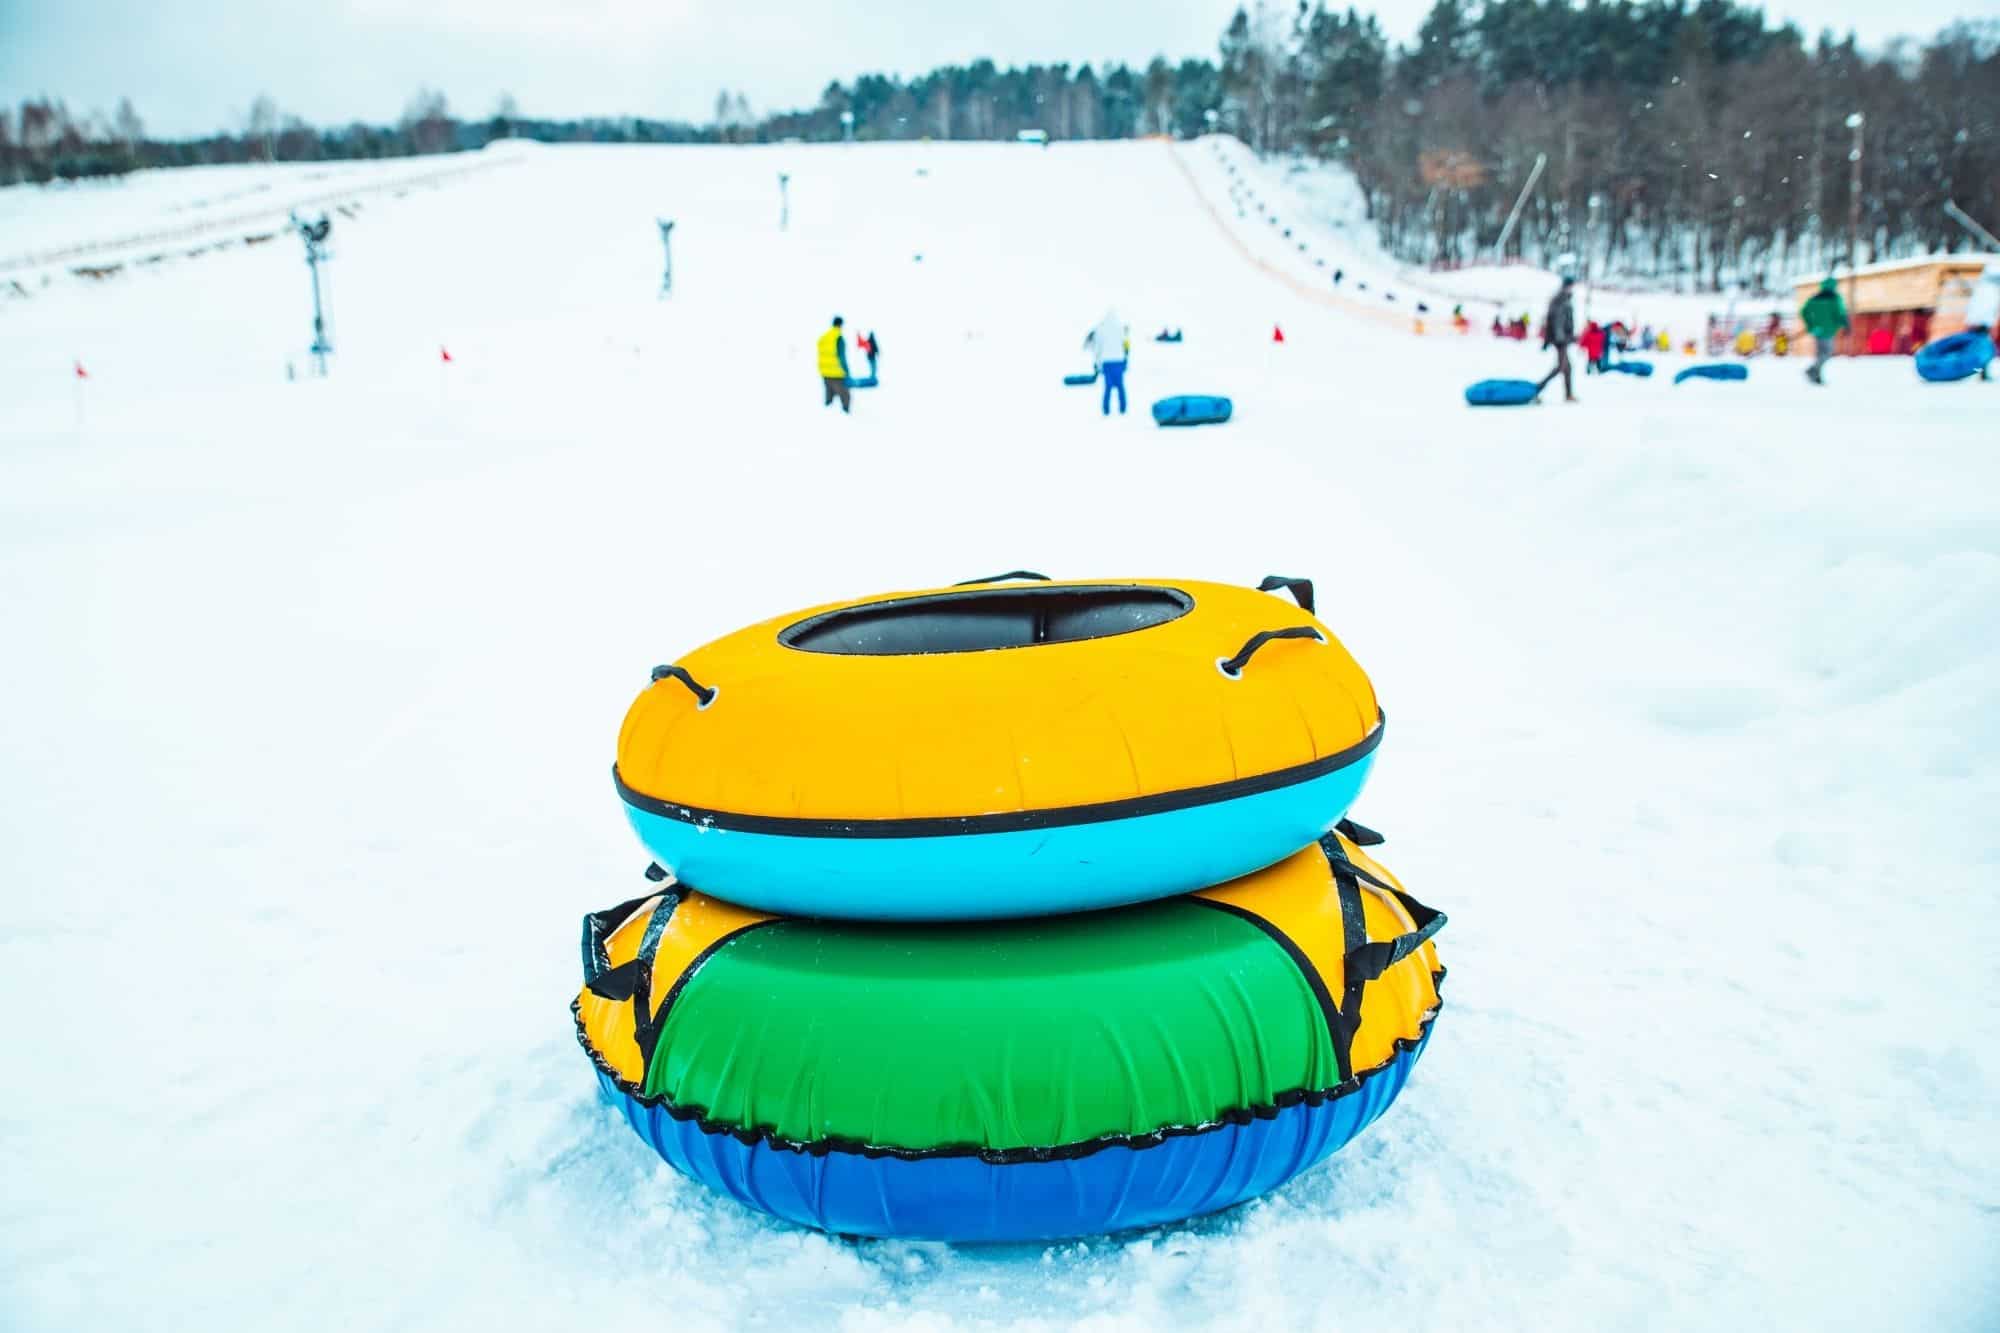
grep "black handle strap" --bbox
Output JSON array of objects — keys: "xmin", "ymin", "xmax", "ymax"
[
  {"xmin": 1342, "ymin": 889, "xmax": 1446, "ymax": 983},
  {"xmin": 953, "ymin": 570, "xmax": 1050, "ymax": 586},
  {"xmin": 650, "ymin": 664, "xmax": 716, "ymax": 708},
  {"xmin": 1308, "ymin": 833, "xmax": 1448, "ymax": 1081},
  {"xmin": 579, "ymin": 893, "xmax": 685, "ymax": 1073},
  {"xmin": 580, "ymin": 892, "xmax": 662, "ymax": 987},
  {"xmin": 1257, "ymin": 574, "xmax": 1316, "ymax": 614},
  {"xmin": 1217, "ymin": 625, "xmax": 1324, "ymax": 678},
  {"xmin": 1334, "ymin": 817, "xmax": 1384, "ymax": 847},
  {"xmin": 1319, "ymin": 834, "xmax": 1447, "ymax": 983}
]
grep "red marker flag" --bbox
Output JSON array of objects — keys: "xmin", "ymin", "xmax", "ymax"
[
  {"xmin": 1271, "ymin": 325, "xmax": 1285, "ymax": 343},
  {"xmin": 440, "ymin": 346, "xmax": 453, "ymax": 363},
  {"xmin": 74, "ymin": 361, "xmax": 88, "ymax": 379}
]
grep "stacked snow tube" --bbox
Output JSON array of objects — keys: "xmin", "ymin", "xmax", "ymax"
[
  {"xmin": 1465, "ymin": 378, "xmax": 1539, "ymax": 406},
  {"xmin": 580, "ymin": 573, "xmax": 1443, "ymax": 1240},
  {"xmin": 1674, "ymin": 363, "xmax": 1748, "ymax": 385},
  {"xmin": 1915, "ymin": 332, "xmax": 1994, "ymax": 383},
  {"xmin": 1152, "ymin": 395, "xmax": 1233, "ymax": 427}
]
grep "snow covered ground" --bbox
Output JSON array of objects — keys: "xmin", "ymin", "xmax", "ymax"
[{"xmin": 3, "ymin": 137, "xmax": 1996, "ymax": 1331}]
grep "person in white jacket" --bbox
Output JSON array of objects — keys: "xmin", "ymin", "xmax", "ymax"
[
  {"xmin": 1965, "ymin": 265, "xmax": 2000, "ymax": 381},
  {"xmin": 1083, "ymin": 310, "xmax": 1131, "ymax": 415}
]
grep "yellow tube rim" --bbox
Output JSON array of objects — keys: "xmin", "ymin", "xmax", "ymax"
[{"xmin": 616, "ymin": 577, "xmax": 1381, "ymax": 824}]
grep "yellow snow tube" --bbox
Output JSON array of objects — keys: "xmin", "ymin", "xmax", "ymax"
[{"xmin": 613, "ymin": 573, "xmax": 1386, "ymax": 919}]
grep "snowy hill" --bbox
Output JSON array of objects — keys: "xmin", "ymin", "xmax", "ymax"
[
  {"xmin": 1182, "ymin": 137, "xmax": 1760, "ymax": 341},
  {"xmin": 2, "ymin": 137, "xmax": 1996, "ymax": 1332}
]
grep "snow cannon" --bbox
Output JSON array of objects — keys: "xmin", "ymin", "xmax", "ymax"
[
  {"xmin": 1152, "ymin": 395, "xmax": 1234, "ymax": 427},
  {"xmin": 1915, "ymin": 331, "xmax": 1994, "ymax": 383},
  {"xmin": 1063, "ymin": 371, "xmax": 1099, "ymax": 387},
  {"xmin": 614, "ymin": 574, "xmax": 1379, "ymax": 919},
  {"xmin": 574, "ymin": 829, "xmax": 1445, "ymax": 1241},
  {"xmin": 1608, "ymin": 360, "xmax": 1655, "ymax": 377},
  {"xmin": 1464, "ymin": 378, "xmax": 1540, "ymax": 407},
  {"xmin": 1674, "ymin": 363, "xmax": 1748, "ymax": 385}
]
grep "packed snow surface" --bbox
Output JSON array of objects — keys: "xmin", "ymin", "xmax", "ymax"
[{"xmin": 3, "ymin": 137, "xmax": 1996, "ymax": 1332}]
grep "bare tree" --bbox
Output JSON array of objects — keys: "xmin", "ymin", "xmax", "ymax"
[
  {"xmin": 401, "ymin": 87, "xmax": 452, "ymax": 154},
  {"xmin": 113, "ymin": 97, "xmax": 144, "ymax": 149},
  {"xmin": 246, "ymin": 94, "xmax": 280, "ymax": 160}
]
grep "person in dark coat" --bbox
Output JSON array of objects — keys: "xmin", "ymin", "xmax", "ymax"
[
  {"xmin": 1800, "ymin": 278, "xmax": 1848, "ymax": 385},
  {"xmin": 1537, "ymin": 276, "xmax": 1578, "ymax": 403}
]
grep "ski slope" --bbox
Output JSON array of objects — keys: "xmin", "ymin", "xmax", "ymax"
[{"xmin": 2, "ymin": 138, "xmax": 1996, "ymax": 1332}]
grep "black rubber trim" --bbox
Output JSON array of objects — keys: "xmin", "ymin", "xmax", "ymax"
[
  {"xmin": 572, "ymin": 968, "xmax": 1444, "ymax": 1166},
  {"xmin": 613, "ymin": 711, "xmax": 1384, "ymax": 839},
  {"xmin": 1193, "ymin": 896, "xmax": 1351, "ymax": 1085}
]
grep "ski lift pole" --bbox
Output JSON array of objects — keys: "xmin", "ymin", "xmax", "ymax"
[
  {"xmin": 1493, "ymin": 153, "xmax": 1546, "ymax": 262},
  {"xmin": 1945, "ymin": 200, "xmax": 2000, "ymax": 253}
]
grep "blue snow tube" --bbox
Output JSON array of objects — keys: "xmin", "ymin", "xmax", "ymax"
[
  {"xmin": 1064, "ymin": 372, "xmax": 1099, "ymax": 387},
  {"xmin": 1673, "ymin": 363, "xmax": 1749, "ymax": 385},
  {"xmin": 1464, "ymin": 378, "xmax": 1539, "ymax": 407},
  {"xmin": 1608, "ymin": 360, "xmax": 1654, "ymax": 377},
  {"xmin": 849, "ymin": 375, "xmax": 879, "ymax": 390},
  {"xmin": 1152, "ymin": 395, "xmax": 1233, "ymax": 426},
  {"xmin": 1915, "ymin": 331, "xmax": 1995, "ymax": 383}
]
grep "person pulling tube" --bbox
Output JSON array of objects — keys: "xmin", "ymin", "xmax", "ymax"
[
  {"xmin": 1536, "ymin": 273, "xmax": 1578, "ymax": 404},
  {"xmin": 817, "ymin": 315, "xmax": 851, "ymax": 413}
]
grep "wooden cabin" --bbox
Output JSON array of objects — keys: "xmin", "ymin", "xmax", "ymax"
[{"xmin": 1791, "ymin": 254, "xmax": 1996, "ymax": 355}]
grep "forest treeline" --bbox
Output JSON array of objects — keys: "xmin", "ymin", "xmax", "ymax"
[
  {"xmin": 0, "ymin": 89, "xmax": 705, "ymax": 186},
  {"xmin": 7, "ymin": 3, "xmax": 1997, "ymax": 291}
]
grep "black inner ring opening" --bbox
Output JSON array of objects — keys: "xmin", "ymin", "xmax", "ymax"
[{"xmin": 779, "ymin": 585, "xmax": 1194, "ymax": 656}]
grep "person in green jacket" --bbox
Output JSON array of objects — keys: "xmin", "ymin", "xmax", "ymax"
[{"xmin": 1801, "ymin": 278, "xmax": 1849, "ymax": 386}]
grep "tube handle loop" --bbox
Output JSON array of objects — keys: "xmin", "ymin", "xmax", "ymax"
[
  {"xmin": 650, "ymin": 664, "xmax": 717, "ymax": 709},
  {"xmin": 1256, "ymin": 574, "xmax": 1316, "ymax": 614},
  {"xmin": 1217, "ymin": 625, "xmax": 1324, "ymax": 678}
]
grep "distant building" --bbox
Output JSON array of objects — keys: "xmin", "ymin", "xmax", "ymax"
[
  {"xmin": 1016, "ymin": 129, "xmax": 1049, "ymax": 145},
  {"xmin": 1791, "ymin": 254, "xmax": 1997, "ymax": 355}
]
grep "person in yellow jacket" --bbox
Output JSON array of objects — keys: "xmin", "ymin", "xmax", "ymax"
[{"xmin": 817, "ymin": 316, "xmax": 851, "ymax": 413}]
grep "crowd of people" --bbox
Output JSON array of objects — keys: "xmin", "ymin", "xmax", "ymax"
[{"xmin": 811, "ymin": 264, "xmax": 1993, "ymax": 415}]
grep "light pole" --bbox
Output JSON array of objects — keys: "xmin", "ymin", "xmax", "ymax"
[
  {"xmin": 778, "ymin": 172, "xmax": 790, "ymax": 231},
  {"xmin": 656, "ymin": 218, "xmax": 675, "ymax": 298},
  {"xmin": 289, "ymin": 212, "xmax": 333, "ymax": 376},
  {"xmin": 1846, "ymin": 111, "xmax": 1864, "ymax": 355},
  {"xmin": 840, "ymin": 110, "xmax": 854, "ymax": 143}
]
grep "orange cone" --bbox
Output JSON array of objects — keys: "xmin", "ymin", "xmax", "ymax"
[{"xmin": 1272, "ymin": 324, "xmax": 1285, "ymax": 343}]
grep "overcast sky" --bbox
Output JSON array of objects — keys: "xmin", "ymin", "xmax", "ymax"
[{"xmin": 2, "ymin": 0, "xmax": 1985, "ymax": 138}]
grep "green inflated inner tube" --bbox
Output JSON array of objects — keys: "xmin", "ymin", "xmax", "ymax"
[{"xmin": 647, "ymin": 898, "xmax": 1340, "ymax": 1155}]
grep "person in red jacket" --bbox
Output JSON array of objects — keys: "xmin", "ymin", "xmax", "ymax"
[{"xmin": 1580, "ymin": 320, "xmax": 1607, "ymax": 375}]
